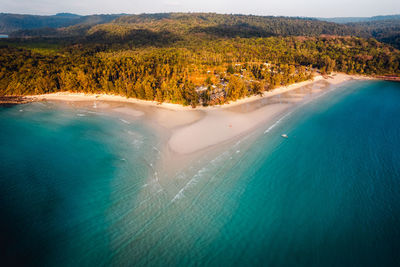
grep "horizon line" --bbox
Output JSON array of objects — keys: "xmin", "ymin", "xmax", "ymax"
[{"xmin": 1, "ymin": 11, "xmax": 400, "ymax": 19}]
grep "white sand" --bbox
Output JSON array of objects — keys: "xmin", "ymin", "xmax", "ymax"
[
  {"xmin": 150, "ymin": 108, "xmax": 204, "ymax": 129},
  {"xmin": 112, "ymin": 107, "xmax": 145, "ymax": 117},
  {"xmin": 168, "ymin": 103, "xmax": 291, "ymax": 154},
  {"xmin": 28, "ymin": 73, "xmax": 371, "ymax": 155}
]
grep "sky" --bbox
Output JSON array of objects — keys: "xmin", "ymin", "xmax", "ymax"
[{"xmin": 1, "ymin": 0, "xmax": 400, "ymax": 18}]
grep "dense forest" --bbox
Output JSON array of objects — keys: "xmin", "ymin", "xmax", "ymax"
[
  {"xmin": 347, "ymin": 20, "xmax": 400, "ymax": 49},
  {"xmin": 0, "ymin": 13, "xmax": 124, "ymax": 34},
  {"xmin": 6, "ymin": 13, "xmax": 369, "ymax": 39},
  {"xmin": 1, "ymin": 13, "xmax": 400, "ymax": 106},
  {"xmin": 319, "ymin": 14, "xmax": 400, "ymax": 24},
  {"xmin": 317, "ymin": 15, "xmax": 400, "ymax": 49}
]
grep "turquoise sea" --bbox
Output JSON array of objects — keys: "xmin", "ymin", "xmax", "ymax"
[{"xmin": 1, "ymin": 81, "xmax": 400, "ymax": 266}]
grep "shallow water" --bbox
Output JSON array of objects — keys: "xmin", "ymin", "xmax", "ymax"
[{"xmin": 1, "ymin": 81, "xmax": 400, "ymax": 266}]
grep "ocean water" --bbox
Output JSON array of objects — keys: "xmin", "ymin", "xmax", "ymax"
[{"xmin": 1, "ymin": 81, "xmax": 400, "ymax": 266}]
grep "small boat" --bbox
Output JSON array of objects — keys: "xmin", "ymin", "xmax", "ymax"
[{"xmin": 281, "ymin": 134, "xmax": 288, "ymax": 138}]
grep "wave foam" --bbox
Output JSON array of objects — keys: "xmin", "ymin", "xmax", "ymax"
[{"xmin": 264, "ymin": 111, "xmax": 293, "ymax": 134}]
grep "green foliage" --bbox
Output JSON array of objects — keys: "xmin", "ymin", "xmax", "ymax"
[
  {"xmin": 0, "ymin": 13, "xmax": 123, "ymax": 34},
  {"xmin": 227, "ymin": 65, "xmax": 235, "ymax": 74},
  {"xmin": 347, "ymin": 19, "xmax": 400, "ymax": 49}
]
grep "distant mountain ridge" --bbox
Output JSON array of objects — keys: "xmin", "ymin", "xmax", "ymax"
[
  {"xmin": 8, "ymin": 13, "xmax": 370, "ymax": 39},
  {"xmin": 319, "ymin": 14, "xmax": 400, "ymax": 24},
  {"xmin": 1, "ymin": 12, "xmax": 400, "ymax": 49},
  {"xmin": 54, "ymin": 13, "xmax": 81, "ymax": 18},
  {"xmin": 109, "ymin": 13, "xmax": 366, "ymax": 37},
  {"xmin": 0, "ymin": 13, "xmax": 125, "ymax": 33},
  {"xmin": 317, "ymin": 15, "xmax": 400, "ymax": 49}
]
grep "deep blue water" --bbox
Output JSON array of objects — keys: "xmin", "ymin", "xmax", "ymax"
[{"xmin": 1, "ymin": 81, "xmax": 400, "ymax": 266}]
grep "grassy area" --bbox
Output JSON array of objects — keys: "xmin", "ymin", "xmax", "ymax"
[{"xmin": 0, "ymin": 40, "xmax": 62, "ymax": 55}]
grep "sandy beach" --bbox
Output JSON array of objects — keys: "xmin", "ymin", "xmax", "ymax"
[{"xmin": 27, "ymin": 73, "xmax": 371, "ymax": 155}]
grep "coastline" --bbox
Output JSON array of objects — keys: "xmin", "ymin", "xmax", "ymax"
[
  {"xmin": 21, "ymin": 73, "xmax": 372, "ymax": 111},
  {"xmin": 9, "ymin": 73, "xmax": 372, "ymax": 156}
]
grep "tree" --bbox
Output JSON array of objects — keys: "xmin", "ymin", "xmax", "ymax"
[
  {"xmin": 227, "ymin": 76, "xmax": 245, "ymax": 101},
  {"xmin": 144, "ymin": 81, "xmax": 154, "ymax": 100},
  {"xmin": 155, "ymin": 88, "xmax": 163, "ymax": 103},
  {"xmin": 251, "ymin": 80, "xmax": 265, "ymax": 95},
  {"xmin": 227, "ymin": 64, "xmax": 235, "ymax": 74}
]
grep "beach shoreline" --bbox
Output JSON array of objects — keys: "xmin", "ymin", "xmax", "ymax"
[
  {"xmin": 21, "ymin": 73, "xmax": 372, "ymax": 111},
  {"xmin": 12, "ymin": 73, "xmax": 372, "ymax": 157}
]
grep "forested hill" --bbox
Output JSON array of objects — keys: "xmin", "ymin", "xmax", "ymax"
[
  {"xmin": 0, "ymin": 13, "xmax": 125, "ymax": 34},
  {"xmin": 3, "ymin": 13, "xmax": 399, "ymax": 49},
  {"xmin": 318, "ymin": 15, "xmax": 400, "ymax": 49},
  {"xmin": 8, "ymin": 13, "xmax": 370, "ymax": 39},
  {"xmin": 8, "ymin": 12, "xmax": 399, "ymax": 49},
  {"xmin": 347, "ymin": 19, "xmax": 400, "ymax": 49},
  {"xmin": 319, "ymin": 14, "xmax": 400, "ymax": 24},
  {"xmin": 110, "ymin": 13, "xmax": 367, "ymax": 37},
  {"xmin": 1, "ymin": 13, "xmax": 400, "ymax": 107}
]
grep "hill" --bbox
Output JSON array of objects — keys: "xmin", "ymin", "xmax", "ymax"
[
  {"xmin": 318, "ymin": 15, "xmax": 400, "ymax": 49},
  {"xmin": 319, "ymin": 14, "xmax": 400, "ymax": 24},
  {"xmin": 7, "ymin": 13, "xmax": 373, "ymax": 47},
  {"xmin": 111, "ymin": 13, "xmax": 365, "ymax": 36},
  {"xmin": 348, "ymin": 19, "xmax": 400, "ymax": 49},
  {"xmin": 11, "ymin": 13, "xmax": 369, "ymax": 38},
  {"xmin": 4, "ymin": 13, "xmax": 399, "ymax": 50},
  {"xmin": 0, "ymin": 13, "xmax": 125, "ymax": 34}
]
